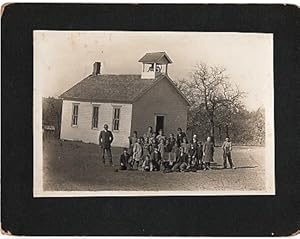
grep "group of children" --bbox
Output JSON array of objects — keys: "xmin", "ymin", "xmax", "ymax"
[{"xmin": 118, "ymin": 126, "xmax": 213, "ymax": 173}]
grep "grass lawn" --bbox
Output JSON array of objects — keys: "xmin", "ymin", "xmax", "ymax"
[{"xmin": 43, "ymin": 139, "xmax": 266, "ymax": 192}]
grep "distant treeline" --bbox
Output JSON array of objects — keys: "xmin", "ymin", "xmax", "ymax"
[
  {"xmin": 42, "ymin": 97, "xmax": 62, "ymax": 138},
  {"xmin": 186, "ymin": 107, "xmax": 265, "ymax": 146}
]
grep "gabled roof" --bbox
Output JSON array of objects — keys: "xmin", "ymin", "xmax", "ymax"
[
  {"xmin": 60, "ymin": 74, "xmax": 159, "ymax": 103},
  {"xmin": 60, "ymin": 73, "xmax": 190, "ymax": 106},
  {"xmin": 138, "ymin": 52, "xmax": 173, "ymax": 64}
]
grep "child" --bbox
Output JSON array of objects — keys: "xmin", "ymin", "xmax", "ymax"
[
  {"xmin": 150, "ymin": 132, "xmax": 157, "ymax": 142},
  {"xmin": 203, "ymin": 136, "xmax": 214, "ymax": 170},
  {"xmin": 150, "ymin": 146, "xmax": 162, "ymax": 171},
  {"xmin": 222, "ymin": 137, "xmax": 235, "ymax": 169},
  {"xmin": 165, "ymin": 138, "xmax": 173, "ymax": 162},
  {"xmin": 139, "ymin": 136, "xmax": 145, "ymax": 150},
  {"xmin": 142, "ymin": 136, "xmax": 151, "ymax": 160},
  {"xmin": 142, "ymin": 154, "xmax": 152, "ymax": 171},
  {"xmin": 189, "ymin": 138, "xmax": 199, "ymax": 171},
  {"xmin": 167, "ymin": 133, "xmax": 177, "ymax": 162},
  {"xmin": 161, "ymin": 139, "xmax": 172, "ymax": 172},
  {"xmin": 119, "ymin": 148, "xmax": 130, "ymax": 170},
  {"xmin": 156, "ymin": 129, "xmax": 166, "ymax": 142},
  {"xmin": 171, "ymin": 147, "xmax": 188, "ymax": 172},
  {"xmin": 143, "ymin": 126, "xmax": 153, "ymax": 143},
  {"xmin": 164, "ymin": 141, "xmax": 180, "ymax": 173},
  {"xmin": 197, "ymin": 140, "xmax": 204, "ymax": 170},
  {"xmin": 150, "ymin": 136, "xmax": 158, "ymax": 149},
  {"xmin": 181, "ymin": 137, "xmax": 190, "ymax": 154},
  {"xmin": 132, "ymin": 137, "xmax": 143, "ymax": 170},
  {"xmin": 128, "ymin": 131, "xmax": 138, "ymax": 156},
  {"xmin": 176, "ymin": 128, "xmax": 187, "ymax": 145},
  {"xmin": 174, "ymin": 141, "xmax": 181, "ymax": 160},
  {"xmin": 161, "ymin": 150, "xmax": 172, "ymax": 172},
  {"xmin": 158, "ymin": 138, "xmax": 165, "ymax": 161}
]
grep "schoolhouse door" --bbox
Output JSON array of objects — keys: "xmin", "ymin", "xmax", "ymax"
[{"xmin": 155, "ymin": 115, "xmax": 165, "ymax": 133}]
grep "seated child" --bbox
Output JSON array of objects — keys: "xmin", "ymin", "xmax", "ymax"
[
  {"xmin": 171, "ymin": 147, "xmax": 188, "ymax": 172},
  {"xmin": 142, "ymin": 154, "xmax": 152, "ymax": 171},
  {"xmin": 132, "ymin": 137, "xmax": 143, "ymax": 170},
  {"xmin": 150, "ymin": 146, "xmax": 162, "ymax": 171},
  {"xmin": 119, "ymin": 148, "xmax": 130, "ymax": 170},
  {"xmin": 181, "ymin": 137, "xmax": 191, "ymax": 171}
]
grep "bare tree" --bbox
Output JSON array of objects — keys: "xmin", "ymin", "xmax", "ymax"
[{"xmin": 177, "ymin": 63, "xmax": 245, "ymax": 142}]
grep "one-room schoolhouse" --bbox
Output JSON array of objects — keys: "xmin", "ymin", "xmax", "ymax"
[{"xmin": 60, "ymin": 52, "xmax": 190, "ymax": 147}]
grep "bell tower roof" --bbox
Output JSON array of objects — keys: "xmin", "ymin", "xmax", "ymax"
[
  {"xmin": 138, "ymin": 52, "xmax": 173, "ymax": 64},
  {"xmin": 139, "ymin": 52, "xmax": 172, "ymax": 79}
]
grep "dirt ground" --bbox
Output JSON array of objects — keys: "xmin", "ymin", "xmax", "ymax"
[{"xmin": 42, "ymin": 139, "xmax": 266, "ymax": 192}]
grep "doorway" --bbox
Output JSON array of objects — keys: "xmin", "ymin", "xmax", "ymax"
[{"xmin": 155, "ymin": 115, "xmax": 165, "ymax": 133}]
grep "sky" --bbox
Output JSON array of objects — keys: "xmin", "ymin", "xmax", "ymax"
[{"xmin": 34, "ymin": 31, "xmax": 273, "ymax": 110}]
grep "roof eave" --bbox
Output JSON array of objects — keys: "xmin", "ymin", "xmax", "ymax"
[
  {"xmin": 157, "ymin": 53, "xmax": 173, "ymax": 64},
  {"xmin": 61, "ymin": 97, "xmax": 133, "ymax": 104},
  {"xmin": 138, "ymin": 52, "xmax": 173, "ymax": 64}
]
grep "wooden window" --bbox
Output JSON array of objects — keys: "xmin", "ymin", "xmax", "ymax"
[
  {"xmin": 92, "ymin": 106, "xmax": 99, "ymax": 129},
  {"xmin": 71, "ymin": 104, "xmax": 79, "ymax": 126},
  {"xmin": 112, "ymin": 107, "xmax": 121, "ymax": 131}
]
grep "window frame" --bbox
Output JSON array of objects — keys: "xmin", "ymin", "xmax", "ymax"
[
  {"xmin": 112, "ymin": 106, "xmax": 121, "ymax": 132},
  {"xmin": 71, "ymin": 103, "xmax": 80, "ymax": 127},
  {"xmin": 91, "ymin": 105, "xmax": 100, "ymax": 130}
]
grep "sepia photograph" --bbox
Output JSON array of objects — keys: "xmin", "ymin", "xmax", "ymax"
[{"xmin": 33, "ymin": 31, "xmax": 275, "ymax": 197}]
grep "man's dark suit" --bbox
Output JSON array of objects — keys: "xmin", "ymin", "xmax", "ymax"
[{"xmin": 99, "ymin": 130, "xmax": 114, "ymax": 164}]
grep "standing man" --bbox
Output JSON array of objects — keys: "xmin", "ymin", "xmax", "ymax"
[
  {"xmin": 203, "ymin": 136, "xmax": 214, "ymax": 170},
  {"xmin": 99, "ymin": 124, "xmax": 114, "ymax": 166},
  {"xmin": 222, "ymin": 137, "xmax": 235, "ymax": 169}
]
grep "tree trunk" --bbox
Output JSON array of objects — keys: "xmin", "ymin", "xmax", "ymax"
[
  {"xmin": 210, "ymin": 118, "xmax": 215, "ymax": 145},
  {"xmin": 225, "ymin": 124, "xmax": 229, "ymax": 138},
  {"xmin": 210, "ymin": 121, "xmax": 214, "ymax": 135},
  {"xmin": 209, "ymin": 115, "xmax": 214, "ymax": 137},
  {"xmin": 218, "ymin": 126, "xmax": 222, "ymax": 143}
]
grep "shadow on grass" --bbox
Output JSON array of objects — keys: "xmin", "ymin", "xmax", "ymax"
[
  {"xmin": 235, "ymin": 166, "xmax": 258, "ymax": 169},
  {"xmin": 212, "ymin": 165, "xmax": 258, "ymax": 170}
]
